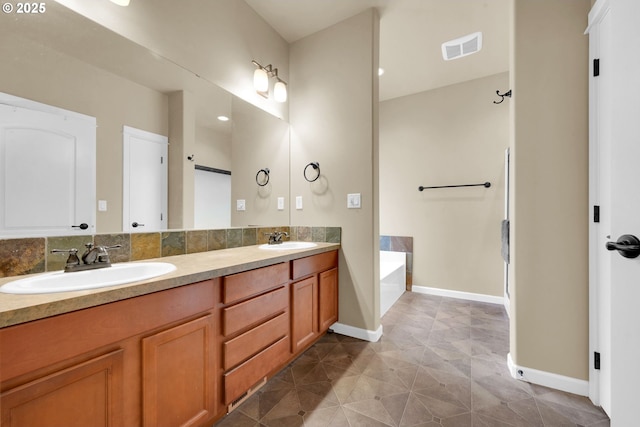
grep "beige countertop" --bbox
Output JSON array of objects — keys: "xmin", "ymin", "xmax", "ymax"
[{"xmin": 0, "ymin": 242, "xmax": 340, "ymax": 329}]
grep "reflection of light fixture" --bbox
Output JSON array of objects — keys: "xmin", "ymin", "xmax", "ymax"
[
  {"xmin": 274, "ymin": 79, "xmax": 287, "ymax": 103},
  {"xmin": 378, "ymin": 68, "xmax": 385, "ymax": 76},
  {"xmin": 110, "ymin": 0, "xmax": 130, "ymax": 6},
  {"xmin": 217, "ymin": 115, "xmax": 230, "ymax": 122},
  {"xmin": 252, "ymin": 60, "xmax": 288, "ymax": 103}
]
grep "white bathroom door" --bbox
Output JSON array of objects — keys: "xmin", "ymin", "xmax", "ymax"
[
  {"xmin": 590, "ymin": 0, "xmax": 640, "ymax": 423},
  {"xmin": 588, "ymin": 0, "xmax": 613, "ymax": 414},
  {"xmin": 122, "ymin": 126, "xmax": 167, "ymax": 232},
  {"xmin": 606, "ymin": 0, "xmax": 640, "ymax": 423},
  {"xmin": 0, "ymin": 94, "xmax": 96, "ymax": 237}
]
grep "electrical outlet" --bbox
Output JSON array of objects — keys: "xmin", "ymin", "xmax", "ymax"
[
  {"xmin": 347, "ymin": 193, "xmax": 361, "ymax": 209},
  {"xmin": 236, "ymin": 199, "xmax": 246, "ymax": 211}
]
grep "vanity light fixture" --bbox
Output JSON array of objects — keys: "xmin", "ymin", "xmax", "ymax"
[
  {"xmin": 274, "ymin": 78, "xmax": 287, "ymax": 103},
  {"xmin": 109, "ymin": 0, "xmax": 130, "ymax": 6},
  {"xmin": 252, "ymin": 60, "xmax": 288, "ymax": 103}
]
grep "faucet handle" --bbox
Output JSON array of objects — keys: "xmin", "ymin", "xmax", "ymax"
[
  {"xmin": 51, "ymin": 248, "xmax": 79, "ymax": 256},
  {"xmin": 50, "ymin": 248, "xmax": 80, "ymax": 267}
]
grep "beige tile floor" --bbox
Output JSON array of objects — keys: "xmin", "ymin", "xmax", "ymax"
[{"xmin": 214, "ymin": 292, "xmax": 610, "ymax": 426}]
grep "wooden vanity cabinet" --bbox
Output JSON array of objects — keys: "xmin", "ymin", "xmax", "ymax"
[
  {"xmin": 1, "ymin": 349, "xmax": 124, "ymax": 427},
  {"xmin": 142, "ymin": 314, "xmax": 215, "ymax": 427},
  {"xmin": 220, "ymin": 263, "xmax": 291, "ymax": 408},
  {"xmin": 0, "ymin": 249, "xmax": 339, "ymax": 427},
  {"xmin": 0, "ymin": 279, "xmax": 218, "ymax": 427},
  {"xmin": 291, "ymin": 251, "xmax": 339, "ymax": 354}
]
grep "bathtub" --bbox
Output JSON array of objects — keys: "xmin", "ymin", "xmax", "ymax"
[{"xmin": 380, "ymin": 251, "xmax": 406, "ymax": 316}]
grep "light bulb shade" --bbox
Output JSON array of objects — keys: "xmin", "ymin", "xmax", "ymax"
[
  {"xmin": 253, "ymin": 68, "xmax": 269, "ymax": 94},
  {"xmin": 110, "ymin": 0, "xmax": 130, "ymax": 6},
  {"xmin": 274, "ymin": 80, "xmax": 287, "ymax": 103}
]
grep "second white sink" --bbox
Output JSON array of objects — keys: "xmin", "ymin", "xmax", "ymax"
[
  {"xmin": 259, "ymin": 242, "xmax": 317, "ymax": 250},
  {"xmin": 0, "ymin": 262, "xmax": 176, "ymax": 294}
]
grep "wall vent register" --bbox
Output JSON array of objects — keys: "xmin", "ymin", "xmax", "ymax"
[{"xmin": 441, "ymin": 32, "xmax": 482, "ymax": 61}]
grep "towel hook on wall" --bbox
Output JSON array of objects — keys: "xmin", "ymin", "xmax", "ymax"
[{"xmin": 493, "ymin": 89, "xmax": 512, "ymax": 104}]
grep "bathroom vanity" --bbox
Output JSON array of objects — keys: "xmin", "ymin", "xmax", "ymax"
[{"xmin": 0, "ymin": 243, "xmax": 339, "ymax": 427}]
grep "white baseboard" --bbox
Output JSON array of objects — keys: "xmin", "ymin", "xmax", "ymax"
[
  {"xmin": 507, "ymin": 353, "xmax": 589, "ymax": 397},
  {"xmin": 330, "ymin": 322, "xmax": 383, "ymax": 342},
  {"xmin": 412, "ymin": 285, "xmax": 504, "ymax": 305}
]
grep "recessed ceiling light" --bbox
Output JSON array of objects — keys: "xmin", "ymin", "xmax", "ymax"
[
  {"xmin": 217, "ymin": 115, "xmax": 230, "ymax": 122},
  {"xmin": 441, "ymin": 32, "xmax": 482, "ymax": 61},
  {"xmin": 378, "ymin": 68, "xmax": 385, "ymax": 76}
]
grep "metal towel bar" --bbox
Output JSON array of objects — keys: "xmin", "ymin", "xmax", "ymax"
[{"xmin": 418, "ymin": 182, "xmax": 491, "ymax": 191}]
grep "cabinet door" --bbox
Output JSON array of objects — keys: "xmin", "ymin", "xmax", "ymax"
[
  {"xmin": 291, "ymin": 276, "xmax": 318, "ymax": 353},
  {"xmin": 1, "ymin": 350, "xmax": 123, "ymax": 427},
  {"xmin": 319, "ymin": 268, "xmax": 339, "ymax": 331},
  {"xmin": 142, "ymin": 315, "xmax": 215, "ymax": 427}
]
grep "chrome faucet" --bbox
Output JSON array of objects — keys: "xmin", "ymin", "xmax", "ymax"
[
  {"xmin": 264, "ymin": 231, "xmax": 289, "ymax": 245},
  {"xmin": 51, "ymin": 243, "xmax": 122, "ymax": 272}
]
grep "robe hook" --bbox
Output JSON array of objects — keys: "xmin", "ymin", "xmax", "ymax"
[{"xmin": 493, "ymin": 89, "xmax": 512, "ymax": 104}]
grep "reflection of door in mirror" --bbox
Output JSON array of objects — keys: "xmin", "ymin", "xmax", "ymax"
[
  {"xmin": 194, "ymin": 166, "xmax": 231, "ymax": 229},
  {"xmin": 122, "ymin": 126, "xmax": 168, "ymax": 233},
  {"xmin": 0, "ymin": 93, "xmax": 96, "ymax": 238}
]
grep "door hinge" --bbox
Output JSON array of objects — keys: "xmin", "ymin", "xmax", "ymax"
[
  {"xmin": 160, "ymin": 156, "xmax": 164, "ymax": 164},
  {"xmin": 160, "ymin": 213, "xmax": 163, "ymax": 221},
  {"xmin": 594, "ymin": 205, "xmax": 600, "ymax": 223},
  {"xmin": 594, "ymin": 58, "xmax": 600, "ymax": 77},
  {"xmin": 594, "ymin": 351, "xmax": 601, "ymax": 370}
]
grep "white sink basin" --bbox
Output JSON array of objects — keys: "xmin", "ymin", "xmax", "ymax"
[
  {"xmin": 259, "ymin": 242, "xmax": 317, "ymax": 250},
  {"xmin": 0, "ymin": 262, "xmax": 176, "ymax": 294}
]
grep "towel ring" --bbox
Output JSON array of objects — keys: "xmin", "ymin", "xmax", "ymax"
[
  {"xmin": 304, "ymin": 162, "xmax": 320, "ymax": 182},
  {"xmin": 256, "ymin": 168, "xmax": 270, "ymax": 186}
]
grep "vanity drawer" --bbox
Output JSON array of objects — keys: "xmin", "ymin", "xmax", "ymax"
[
  {"xmin": 222, "ymin": 263, "xmax": 289, "ymax": 304},
  {"xmin": 223, "ymin": 312, "xmax": 288, "ymax": 371},
  {"xmin": 292, "ymin": 251, "xmax": 338, "ymax": 280},
  {"xmin": 224, "ymin": 336, "xmax": 289, "ymax": 405},
  {"xmin": 222, "ymin": 286, "xmax": 288, "ymax": 336}
]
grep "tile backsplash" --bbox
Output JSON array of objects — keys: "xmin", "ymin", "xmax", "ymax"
[{"xmin": 0, "ymin": 226, "xmax": 341, "ymax": 278}]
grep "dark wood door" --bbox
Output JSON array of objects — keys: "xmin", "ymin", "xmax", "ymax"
[
  {"xmin": 142, "ymin": 314, "xmax": 215, "ymax": 427},
  {"xmin": 1, "ymin": 350, "xmax": 124, "ymax": 427},
  {"xmin": 291, "ymin": 276, "xmax": 318, "ymax": 353},
  {"xmin": 319, "ymin": 268, "xmax": 338, "ymax": 331}
]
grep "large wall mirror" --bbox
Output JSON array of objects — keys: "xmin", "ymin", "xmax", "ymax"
[{"xmin": 0, "ymin": 2, "xmax": 289, "ymax": 237}]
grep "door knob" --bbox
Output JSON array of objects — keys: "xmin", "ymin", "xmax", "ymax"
[
  {"xmin": 131, "ymin": 222, "xmax": 145, "ymax": 228},
  {"xmin": 606, "ymin": 234, "xmax": 640, "ymax": 259},
  {"xmin": 71, "ymin": 223, "xmax": 89, "ymax": 230}
]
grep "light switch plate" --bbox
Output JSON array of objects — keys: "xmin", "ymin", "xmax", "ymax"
[
  {"xmin": 277, "ymin": 197, "xmax": 284, "ymax": 210},
  {"xmin": 236, "ymin": 199, "xmax": 246, "ymax": 211},
  {"xmin": 296, "ymin": 196, "xmax": 303, "ymax": 210},
  {"xmin": 347, "ymin": 193, "xmax": 361, "ymax": 209},
  {"xmin": 98, "ymin": 200, "xmax": 107, "ymax": 212}
]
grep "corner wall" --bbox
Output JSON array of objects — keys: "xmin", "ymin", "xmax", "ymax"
[
  {"xmin": 511, "ymin": 0, "xmax": 591, "ymax": 381},
  {"xmin": 380, "ymin": 73, "xmax": 509, "ymax": 297},
  {"xmin": 289, "ymin": 9, "xmax": 380, "ymax": 334}
]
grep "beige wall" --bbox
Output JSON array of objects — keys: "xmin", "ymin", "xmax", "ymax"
[
  {"xmin": 380, "ymin": 73, "xmax": 509, "ymax": 296},
  {"xmin": 290, "ymin": 9, "xmax": 380, "ymax": 332},
  {"xmin": 231, "ymin": 98, "xmax": 290, "ymax": 227},
  {"xmin": 0, "ymin": 34, "xmax": 168, "ymax": 233},
  {"xmin": 511, "ymin": 0, "xmax": 591, "ymax": 380},
  {"xmin": 195, "ymin": 127, "xmax": 232, "ymax": 173}
]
